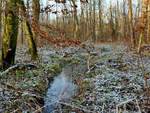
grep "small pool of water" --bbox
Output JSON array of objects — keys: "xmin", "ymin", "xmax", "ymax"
[{"xmin": 43, "ymin": 69, "xmax": 77, "ymax": 113}]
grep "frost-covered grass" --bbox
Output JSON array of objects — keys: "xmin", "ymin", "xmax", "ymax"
[
  {"xmin": 0, "ymin": 45, "xmax": 88, "ymax": 112},
  {"xmin": 73, "ymin": 45, "xmax": 150, "ymax": 113},
  {"xmin": 0, "ymin": 47, "xmax": 63, "ymax": 112},
  {"xmin": 0, "ymin": 44, "xmax": 150, "ymax": 113}
]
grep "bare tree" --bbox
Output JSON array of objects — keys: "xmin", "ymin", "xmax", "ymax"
[
  {"xmin": 71, "ymin": 0, "xmax": 79, "ymax": 40},
  {"xmin": 137, "ymin": 0, "xmax": 148, "ymax": 53},
  {"xmin": 128, "ymin": 0, "xmax": 136, "ymax": 48},
  {"xmin": 147, "ymin": 1, "xmax": 150, "ymax": 42}
]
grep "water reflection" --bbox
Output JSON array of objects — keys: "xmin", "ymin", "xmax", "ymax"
[{"xmin": 43, "ymin": 70, "xmax": 77, "ymax": 113}]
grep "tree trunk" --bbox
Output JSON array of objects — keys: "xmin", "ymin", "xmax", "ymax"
[
  {"xmin": 32, "ymin": 0, "xmax": 40, "ymax": 24},
  {"xmin": 122, "ymin": 0, "xmax": 127, "ymax": 40},
  {"xmin": 0, "ymin": 0, "xmax": 2, "ymax": 46},
  {"xmin": 93, "ymin": 0, "xmax": 96, "ymax": 42},
  {"xmin": 86, "ymin": 3, "xmax": 89, "ymax": 39},
  {"xmin": 89, "ymin": 0, "xmax": 92, "ymax": 40},
  {"xmin": 19, "ymin": 0, "xmax": 38, "ymax": 60},
  {"xmin": 24, "ymin": 22, "xmax": 38, "ymax": 60},
  {"xmin": 137, "ymin": 0, "xmax": 148, "ymax": 53},
  {"xmin": 147, "ymin": 1, "xmax": 150, "ymax": 42},
  {"xmin": 110, "ymin": 4, "xmax": 115, "ymax": 41},
  {"xmin": 71, "ymin": 0, "xmax": 79, "ymax": 40},
  {"xmin": 21, "ymin": 21, "xmax": 24, "ymax": 44},
  {"xmin": 32, "ymin": 0, "xmax": 40, "ymax": 41},
  {"xmin": 2, "ymin": 0, "xmax": 19, "ymax": 69},
  {"xmin": 128, "ymin": 0, "xmax": 136, "ymax": 48},
  {"xmin": 98, "ymin": 0, "xmax": 103, "ymax": 40}
]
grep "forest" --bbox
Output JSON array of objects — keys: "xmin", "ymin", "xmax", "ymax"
[{"xmin": 0, "ymin": 0, "xmax": 150, "ymax": 112}]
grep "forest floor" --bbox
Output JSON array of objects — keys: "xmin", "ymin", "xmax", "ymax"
[{"xmin": 0, "ymin": 43, "xmax": 150, "ymax": 113}]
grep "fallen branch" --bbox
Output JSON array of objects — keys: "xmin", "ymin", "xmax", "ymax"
[
  {"xmin": 0, "ymin": 63, "xmax": 37, "ymax": 76},
  {"xmin": 116, "ymin": 98, "xmax": 135, "ymax": 113},
  {"xmin": 116, "ymin": 98, "xmax": 142, "ymax": 113}
]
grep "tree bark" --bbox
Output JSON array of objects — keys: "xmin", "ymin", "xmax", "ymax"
[
  {"xmin": 147, "ymin": 1, "xmax": 150, "ymax": 42},
  {"xmin": 110, "ymin": 4, "xmax": 115, "ymax": 41},
  {"xmin": 0, "ymin": 0, "xmax": 2, "ymax": 46},
  {"xmin": 86, "ymin": 3, "xmax": 89, "ymax": 39},
  {"xmin": 32, "ymin": 0, "xmax": 40, "ymax": 24},
  {"xmin": 71, "ymin": 0, "xmax": 79, "ymax": 40},
  {"xmin": 32, "ymin": 0, "xmax": 40, "ymax": 42},
  {"xmin": 93, "ymin": 0, "xmax": 96, "ymax": 42},
  {"xmin": 24, "ymin": 22, "xmax": 38, "ymax": 60},
  {"xmin": 122, "ymin": 0, "xmax": 127, "ymax": 39},
  {"xmin": 2, "ymin": 0, "xmax": 19, "ymax": 69},
  {"xmin": 137, "ymin": 0, "xmax": 148, "ymax": 53},
  {"xmin": 98, "ymin": 0, "xmax": 103, "ymax": 40},
  {"xmin": 19, "ymin": 0, "xmax": 38, "ymax": 60},
  {"xmin": 128, "ymin": 0, "xmax": 136, "ymax": 48}
]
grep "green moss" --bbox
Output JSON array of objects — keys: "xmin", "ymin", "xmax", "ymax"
[
  {"xmin": 2, "ymin": 7, "xmax": 19, "ymax": 68},
  {"xmin": 12, "ymin": 100, "xmax": 21, "ymax": 107},
  {"xmin": 20, "ymin": 0, "xmax": 38, "ymax": 60},
  {"xmin": 47, "ymin": 63, "xmax": 62, "ymax": 77},
  {"xmin": 63, "ymin": 55, "xmax": 82, "ymax": 65}
]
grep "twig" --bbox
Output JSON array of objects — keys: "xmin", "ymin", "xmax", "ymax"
[
  {"xmin": 58, "ymin": 101, "xmax": 93, "ymax": 113},
  {"xmin": 116, "ymin": 98, "xmax": 135, "ymax": 113},
  {"xmin": 136, "ymin": 99, "xmax": 142, "ymax": 113}
]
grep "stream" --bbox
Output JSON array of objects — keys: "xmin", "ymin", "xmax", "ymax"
[{"xmin": 43, "ymin": 67, "xmax": 78, "ymax": 113}]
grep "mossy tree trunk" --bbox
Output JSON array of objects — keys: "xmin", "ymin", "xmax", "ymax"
[
  {"xmin": 24, "ymin": 22, "xmax": 38, "ymax": 60},
  {"xmin": 19, "ymin": 0, "xmax": 38, "ymax": 60},
  {"xmin": 2, "ymin": 0, "xmax": 19, "ymax": 69}
]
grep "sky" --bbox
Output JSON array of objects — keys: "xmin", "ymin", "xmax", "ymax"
[{"xmin": 26, "ymin": 0, "xmax": 138, "ymax": 20}]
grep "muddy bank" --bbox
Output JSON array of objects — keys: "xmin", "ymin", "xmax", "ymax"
[
  {"xmin": 43, "ymin": 69, "xmax": 77, "ymax": 113},
  {"xmin": 43, "ymin": 54, "xmax": 88, "ymax": 113}
]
